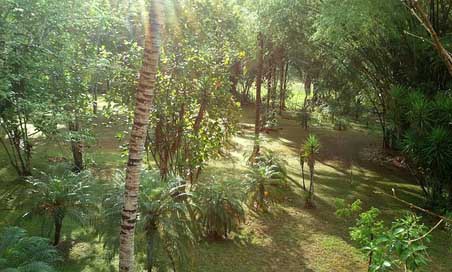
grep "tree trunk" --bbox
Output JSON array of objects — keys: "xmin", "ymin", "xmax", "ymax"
[
  {"xmin": 230, "ymin": 61, "xmax": 241, "ymax": 96},
  {"xmin": 252, "ymin": 33, "xmax": 264, "ymax": 159},
  {"xmin": 93, "ymin": 83, "xmax": 98, "ymax": 114},
  {"xmin": 279, "ymin": 60, "xmax": 286, "ymax": 114},
  {"xmin": 266, "ymin": 66, "xmax": 272, "ymax": 113},
  {"xmin": 308, "ymin": 161, "xmax": 315, "ymax": 201},
  {"xmin": 309, "ymin": 168, "xmax": 314, "ymax": 197},
  {"xmin": 119, "ymin": 1, "xmax": 163, "ymax": 271},
  {"xmin": 301, "ymin": 161, "xmax": 306, "ymax": 191},
  {"xmin": 271, "ymin": 60, "xmax": 277, "ymax": 110},
  {"xmin": 69, "ymin": 120, "xmax": 83, "ymax": 172},
  {"xmin": 145, "ymin": 224, "xmax": 158, "ymax": 272},
  {"xmin": 53, "ymin": 217, "xmax": 63, "ymax": 246},
  {"xmin": 282, "ymin": 61, "xmax": 289, "ymax": 110}
]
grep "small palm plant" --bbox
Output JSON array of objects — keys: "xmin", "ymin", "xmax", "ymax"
[
  {"xmin": 193, "ymin": 180, "xmax": 245, "ymax": 240},
  {"xmin": 302, "ymin": 134, "xmax": 320, "ymax": 207},
  {"xmin": 406, "ymin": 91, "xmax": 433, "ymax": 134},
  {"xmin": 246, "ymin": 152, "xmax": 287, "ymax": 211},
  {"xmin": 98, "ymin": 170, "xmax": 196, "ymax": 271},
  {"xmin": 0, "ymin": 227, "xmax": 61, "ymax": 271},
  {"xmin": 21, "ymin": 170, "xmax": 96, "ymax": 245}
]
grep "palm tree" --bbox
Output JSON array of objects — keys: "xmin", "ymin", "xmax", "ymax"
[
  {"xmin": 99, "ymin": 170, "xmax": 196, "ymax": 271},
  {"xmin": 302, "ymin": 134, "xmax": 320, "ymax": 207},
  {"xmin": 21, "ymin": 171, "xmax": 95, "ymax": 245},
  {"xmin": 119, "ymin": 0, "xmax": 164, "ymax": 271},
  {"xmin": 0, "ymin": 227, "xmax": 61, "ymax": 271},
  {"xmin": 246, "ymin": 152, "xmax": 286, "ymax": 211}
]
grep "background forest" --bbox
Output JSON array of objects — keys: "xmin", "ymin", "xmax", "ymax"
[{"xmin": 0, "ymin": 0, "xmax": 452, "ymax": 271}]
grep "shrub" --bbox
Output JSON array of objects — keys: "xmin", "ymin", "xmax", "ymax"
[
  {"xmin": 193, "ymin": 180, "xmax": 245, "ymax": 240},
  {"xmin": 246, "ymin": 152, "xmax": 287, "ymax": 211},
  {"xmin": 98, "ymin": 170, "xmax": 196, "ymax": 271},
  {"xmin": 302, "ymin": 134, "xmax": 320, "ymax": 207},
  {"xmin": 20, "ymin": 170, "xmax": 96, "ymax": 245},
  {"xmin": 0, "ymin": 227, "xmax": 61, "ymax": 272},
  {"xmin": 333, "ymin": 118, "xmax": 348, "ymax": 131}
]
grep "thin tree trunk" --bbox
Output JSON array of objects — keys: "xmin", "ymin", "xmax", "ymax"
[
  {"xmin": 145, "ymin": 224, "xmax": 158, "ymax": 272},
  {"xmin": 282, "ymin": 61, "xmax": 289, "ymax": 110},
  {"xmin": 119, "ymin": 1, "xmax": 163, "ymax": 271},
  {"xmin": 93, "ymin": 84, "xmax": 98, "ymax": 114},
  {"xmin": 279, "ymin": 60, "xmax": 286, "ymax": 114},
  {"xmin": 53, "ymin": 217, "xmax": 63, "ymax": 246},
  {"xmin": 301, "ymin": 161, "xmax": 306, "ymax": 191},
  {"xmin": 271, "ymin": 60, "xmax": 277, "ymax": 110},
  {"xmin": 252, "ymin": 33, "xmax": 264, "ymax": 159},
  {"xmin": 69, "ymin": 120, "xmax": 83, "ymax": 172}
]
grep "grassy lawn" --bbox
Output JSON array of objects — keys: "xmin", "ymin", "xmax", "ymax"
[
  {"xmin": 247, "ymin": 81, "xmax": 308, "ymax": 111},
  {"xmin": 0, "ymin": 104, "xmax": 451, "ymax": 271}
]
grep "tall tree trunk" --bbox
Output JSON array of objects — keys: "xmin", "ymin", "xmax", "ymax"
[
  {"xmin": 145, "ymin": 224, "xmax": 158, "ymax": 272},
  {"xmin": 53, "ymin": 217, "xmax": 63, "ymax": 246},
  {"xmin": 68, "ymin": 120, "xmax": 83, "ymax": 172},
  {"xmin": 230, "ymin": 61, "xmax": 241, "ymax": 97},
  {"xmin": 271, "ymin": 60, "xmax": 277, "ymax": 110},
  {"xmin": 119, "ymin": 1, "xmax": 163, "ymax": 271},
  {"xmin": 279, "ymin": 59, "xmax": 285, "ymax": 114},
  {"xmin": 252, "ymin": 33, "xmax": 264, "ymax": 159},
  {"xmin": 189, "ymin": 94, "xmax": 208, "ymax": 183},
  {"xmin": 282, "ymin": 61, "xmax": 289, "ymax": 110},
  {"xmin": 93, "ymin": 83, "xmax": 98, "ymax": 114},
  {"xmin": 301, "ymin": 160, "xmax": 306, "ymax": 191}
]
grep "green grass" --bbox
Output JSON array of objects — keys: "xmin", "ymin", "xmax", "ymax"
[
  {"xmin": 247, "ymin": 81, "xmax": 308, "ymax": 111},
  {"xmin": 0, "ymin": 105, "xmax": 451, "ymax": 271}
]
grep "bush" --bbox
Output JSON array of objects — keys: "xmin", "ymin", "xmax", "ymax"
[
  {"xmin": 98, "ymin": 170, "xmax": 196, "ymax": 271},
  {"xmin": 0, "ymin": 227, "xmax": 61, "ymax": 272},
  {"xmin": 20, "ymin": 170, "xmax": 96, "ymax": 245},
  {"xmin": 335, "ymin": 199, "xmax": 432, "ymax": 271},
  {"xmin": 193, "ymin": 180, "xmax": 245, "ymax": 240},
  {"xmin": 333, "ymin": 118, "xmax": 348, "ymax": 131},
  {"xmin": 297, "ymin": 109, "xmax": 310, "ymax": 129},
  {"xmin": 246, "ymin": 152, "xmax": 287, "ymax": 211}
]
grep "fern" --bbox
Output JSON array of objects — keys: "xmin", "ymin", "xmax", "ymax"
[{"xmin": 0, "ymin": 227, "xmax": 61, "ymax": 272}]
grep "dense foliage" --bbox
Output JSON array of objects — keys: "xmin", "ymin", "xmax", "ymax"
[
  {"xmin": 0, "ymin": 0, "xmax": 451, "ymax": 271},
  {"xmin": 0, "ymin": 227, "xmax": 61, "ymax": 271}
]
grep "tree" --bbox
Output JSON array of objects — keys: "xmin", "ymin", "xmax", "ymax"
[
  {"xmin": 251, "ymin": 32, "xmax": 264, "ymax": 160},
  {"xmin": 246, "ymin": 152, "xmax": 287, "ymax": 211},
  {"xmin": 119, "ymin": 0, "xmax": 163, "ymax": 270},
  {"xmin": 99, "ymin": 170, "xmax": 196, "ymax": 271},
  {"xmin": 0, "ymin": 227, "xmax": 61, "ymax": 272},
  {"xmin": 145, "ymin": 0, "xmax": 241, "ymax": 181},
  {"xmin": 340, "ymin": 203, "xmax": 431, "ymax": 271},
  {"xmin": 21, "ymin": 171, "xmax": 96, "ymax": 245},
  {"xmin": 302, "ymin": 134, "xmax": 320, "ymax": 207},
  {"xmin": 0, "ymin": 0, "xmax": 68, "ymax": 176}
]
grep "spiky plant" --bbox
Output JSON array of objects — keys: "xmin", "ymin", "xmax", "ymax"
[
  {"xmin": 406, "ymin": 91, "xmax": 433, "ymax": 133},
  {"xmin": 0, "ymin": 227, "xmax": 61, "ymax": 271},
  {"xmin": 302, "ymin": 134, "xmax": 320, "ymax": 206},
  {"xmin": 98, "ymin": 170, "xmax": 196, "ymax": 271},
  {"xmin": 193, "ymin": 180, "xmax": 245, "ymax": 240},
  {"xmin": 20, "ymin": 170, "xmax": 96, "ymax": 245},
  {"xmin": 246, "ymin": 152, "xmax": 287, "ymax": 211}
]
